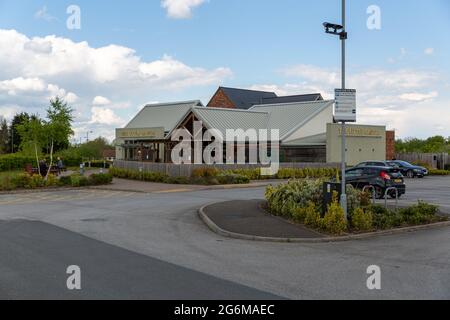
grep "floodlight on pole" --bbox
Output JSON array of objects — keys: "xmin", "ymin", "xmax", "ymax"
[{"xmin": 323, "ymin": 0, "xmax": 348, "ymax": 219}]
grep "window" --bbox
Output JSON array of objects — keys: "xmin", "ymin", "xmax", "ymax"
[{"xmin": 346, "ymin": 168, "xmax": 363, "ymax": 177}]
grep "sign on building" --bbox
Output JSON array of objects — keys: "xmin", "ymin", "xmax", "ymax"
[
  {"xmin": 334, "ymin": 89, "xmax": 356, "ymax": 122},
  {"xmin": 116, "ymin": 127, "xmax": 165, "ymax": 140}
]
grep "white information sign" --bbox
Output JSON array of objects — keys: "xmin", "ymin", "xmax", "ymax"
[{"xmin": 334, "ymin": 89, "xmax": 356, "ymax": 122}]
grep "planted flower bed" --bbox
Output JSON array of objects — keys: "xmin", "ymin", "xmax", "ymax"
[
  {"xmin": 0, "ymin": 172, "xmax": 113, "ymax": 191},
  {"xmin": 265, "ymin": 179, "xmax": 447, "ymax": 236},
  {"xmin": 109, "ymin": 167, "xmax": 250, "ymax": 185}
]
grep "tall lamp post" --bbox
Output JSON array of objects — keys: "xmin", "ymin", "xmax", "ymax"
[
  {"xmin": 323, "ymin": 0, "xmax": 349, "ymax": 218},
  {"xmin": 86, "ymin": 130, "xmax": 93, "ymax": 143}
]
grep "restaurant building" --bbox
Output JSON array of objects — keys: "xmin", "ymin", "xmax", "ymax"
[{"xmin": 115, "ymin": 96, "xmax": 391, "ymax": 166}]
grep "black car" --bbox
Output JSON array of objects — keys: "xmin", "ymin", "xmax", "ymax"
[
  {"xmin": 356, "ymin": 161, "xmax": 400, "ymax": 169},
  {"xmin": 345, "ymin": 166, "xmax": 406, "ymax": 199},
  {"xmin": 386, "ymin": 160, "xmax": 428, "ymax": 178}
]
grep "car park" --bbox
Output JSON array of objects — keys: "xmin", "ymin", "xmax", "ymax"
[
  {"xmin": 386, "ymin": 160, "xmax": 428, "ymax": 178},
  {"xmin": 345, "ymin": 166, "xmax": 406, "ymax": 199}
]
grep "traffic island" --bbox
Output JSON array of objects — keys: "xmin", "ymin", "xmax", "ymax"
[{"xmin": 199, "ymin": 200, "xmax": 450, "ymax": 243}]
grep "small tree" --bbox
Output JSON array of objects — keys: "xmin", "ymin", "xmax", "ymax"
[
  {"xmin": 43, "ymin": 97, "xmax": 74, "ymax": 179},
  {"xmin": 16, "ymin": 116, "xmax": 46, "ymax": 175}
]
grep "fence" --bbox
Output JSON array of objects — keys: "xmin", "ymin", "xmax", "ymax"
[
  {"xmin": 113, "ymin": 160, "xmax": 340, "ymax": 177},
  {"xmin": 395, "ymin": 153, "xmax": 449, "ymax": 170}
]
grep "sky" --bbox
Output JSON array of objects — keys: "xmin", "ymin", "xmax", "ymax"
[{"xmin": 0, "ymin": 0, "xmax": 449, "ymax": 142}]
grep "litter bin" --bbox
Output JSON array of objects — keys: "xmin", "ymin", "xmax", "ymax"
[{"xmin": 322, "ymin": 182, "xmax": 341, "ymax": 216}]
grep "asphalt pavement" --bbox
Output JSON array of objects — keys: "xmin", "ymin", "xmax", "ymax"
[
  {"xmin": 0, "ymin": 219, "xmax": 281, "ymax": 300},
  {"xmin": 0, "ymin": 176, "xmax": 449, "ymax": 299}
]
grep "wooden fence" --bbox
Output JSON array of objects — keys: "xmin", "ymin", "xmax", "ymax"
[
  {"xmin": 395, "ymin": 153, "xmax": 449, "ymax": 170},
  {"xmin": 113, "ymin": 160, "xmax": 340, "ymax": 177}
]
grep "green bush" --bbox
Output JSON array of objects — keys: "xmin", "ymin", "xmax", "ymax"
[
  {"xmin": 370, "ymin": 204, "xmax": 404, "ymax": 229},
  {"xmin": 265, "ymin": 179, "xmax": 325, "ymax": 217},
  {"xmin": 109, "ymin": 167, "xmax": 250, "ymax": 186},
  {"xmin": 69, "ymin": 174, "xmax": 89, "ymax": 187},
  {"xmin": 217, "ymin": 173, "xmax": 250, "ymax": 185},
  {"xmin": 323, "ymin": 201, "xmax": 348, "ymax": 235},
  {"xmin": 428, "ymin": 169, "xmax": 450, "ymax": 176},
  {"xmin": 191, "ymin": 167, "xmax": 219, "ymax": 178},
  {"xmin": 89, "ymin": 173, "xmax": 113, "ymax": 185},
  {"xmin": 351, "ymin": 207, "xmax": 373, "ymax": 232},
  {"xmin": 0, "ymin": 154, "xmax": 36, "ymax": 172},
  {"xmin": 303, "ymin": 202, "xmax": 322, "ymax": 228},
  {"xmin": 59, "ymin": 176, "xmax": 72, "ymax": 186},
  {"xmin": 398, "ymin": 201, "xmax": 439, "ymax": 225}
]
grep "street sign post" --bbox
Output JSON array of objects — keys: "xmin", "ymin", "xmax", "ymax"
[{"xmin": 335, "ymin": 89, "xmax": 356, "ymax": 123}]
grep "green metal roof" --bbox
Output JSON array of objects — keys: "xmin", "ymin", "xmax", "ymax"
[
  {"xmin": 125, "ymin": 100, "xmax": 204, "ymax": 136},
  {"xmin": 250, "ymin": 100, "xmax": 334, "ymax": 140},
  {"xmin": 192, "ymin": 107, "xmax": 269, "ymax": 139}
]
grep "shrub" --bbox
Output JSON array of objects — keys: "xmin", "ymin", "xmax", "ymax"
[
  {"xmin": 323, "ymin": 202, "xmax": 348, "ymax": 235},
  {"xmin": 11, "ymin": 173, "xmax": 33, "ymax": 189},
  {"xmin": 89, "ymin": 173, "xmax": 113, "ymax": 185},
  {"xmin": 217, "ymin": 173, "xmax": 250, "ymax": 185},
  {"xmin": 59, "ymin": 176, "xmax": 72, "ymax": 186},
  {"xmin": 303, "ymin": 202, "xmax": 321, "ymax": 228},
  {"xmin": 428, "ymin": 169, "xmax": 450, "ymax": 176},
  {"xmin": 69, "ymin": 174, "xmax": 89, "ymax": 187},
  {"xmin": 265, "ymin": 179, "xmax": 325, "ymax": 217},
  {"xmin": 398, "ymin": 201, "xmax": 439, "ymax": 225},
  {"xmin": 166, "ymin": 176, "xmax": 191, "ymax": 185},
  {"xmin": 370, "ymin": 204, "xmax": 404, "ymax": 229},
  {"xmin": 192, "ymin": 167, "xmax": 219, "ymax": 178},
  {"xmin": 351, "ymin": 207, "xmax": 373, "ymax": 232},
  {"xmin": 0, "ymin": 154, "xmax": 36, "ymax": 172}
]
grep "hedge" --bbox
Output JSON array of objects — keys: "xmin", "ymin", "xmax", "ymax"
[
  {"xmin": 0, "ymin": 153, "xmax": 112, "ymax": 172},
  {"xmin": 428, "ymin": 169, "xmax": 450, "ymax": 176},
  {"xmin": 109, "ymin": 167, "xmax": 250, "ymax": 185},
  {"xmin": 0, "ymin": 172, "xmax": 112, "ymax": 191},
  {"xmin": 0, "ymin": 154, "xmax": 36, "ymax": 172}
]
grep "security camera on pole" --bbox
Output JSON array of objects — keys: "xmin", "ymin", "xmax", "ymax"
[{"xmin": 323, "ymin": 0, "xmax": 357, "ymax": 219}]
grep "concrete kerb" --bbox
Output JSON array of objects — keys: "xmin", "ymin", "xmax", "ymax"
[{"xmin": 198, "ymin": 202, "xmax": 450, "ymax": 244}]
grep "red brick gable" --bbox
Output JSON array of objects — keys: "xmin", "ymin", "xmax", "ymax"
[
  {"xmin": 207, "ymin": 88, "xmax": 236, "ymax": 109},
  {"xmin": 386, "ymin": 130, "xmax": 396, "ymax": 160}
]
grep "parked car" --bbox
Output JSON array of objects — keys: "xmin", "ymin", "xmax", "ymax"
[
  {"xmin": 356, "ymin": 161, "xmax": 401, "ymax": 170},
  {"xmin": 386, "ymin": 160, "xmax": 428, "ymax": 178},
  {"xmin": 344, "ymin": 166, "xmax": 406, "ymax": 199}
]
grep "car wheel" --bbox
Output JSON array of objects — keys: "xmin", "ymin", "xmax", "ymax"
[
  {"xmin": 389, "ymin": 191, "xmax": 398, "ymax": 199},
  {"xmin": 406, "ymin": 170, "xmax": 414, "ymax": 178}
]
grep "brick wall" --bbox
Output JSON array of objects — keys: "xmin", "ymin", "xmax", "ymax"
[
  {"xmin": 386, "ymin": 130, "xmax": 396, "ymax": 160},
  {"xmin": 207, "ymin": 88, "xmax": 236, "ymax": 109}
]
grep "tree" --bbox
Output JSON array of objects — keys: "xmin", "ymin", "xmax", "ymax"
[
  {"xmin": 10, "ymin": 112, "xmax": 31, "ymax": 153},
  {"xmin": 16, "ymin": 116, "xmax": 45, "ymax": 175},
  {"xmin": 0, "ymin": 117, "xmax": 9, "ymax": 154},
  {"xmin": 43, "ymin": 97, "xmax": 74, "ymax": 178}
]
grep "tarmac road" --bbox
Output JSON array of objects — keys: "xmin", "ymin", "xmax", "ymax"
[{"xmin": 0, "ymin": 176, "xmax": 449, "ymax": 299}]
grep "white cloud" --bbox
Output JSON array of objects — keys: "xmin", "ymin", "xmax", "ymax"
[
  {"xmin": 399, "ymin": 91, "xmax": 438, "ymax": 102},
  {"xmin": 90, "ymin": 107, "xmax": 125, "ymax": 126},
  {"xmin": 92, "ymin": 96, "xmax": 112, "ymax": 106},
  {"xmin": 0, "ymin": 28, "xmax": 231, "ymax": 141},
  {"xmin": 424, "ymin": 48, "xmax": 434, "ymax": 55},
  {"xmin": 255, "ymin": 64, "xmax": 449, "ymax": 138},
  {"xmin": 161, "ymin": 0, "xmax": 207, "ymax": 19},
  {"xmin": 34, "ymin": 6, "xmax": 57, "ymax": 22}
]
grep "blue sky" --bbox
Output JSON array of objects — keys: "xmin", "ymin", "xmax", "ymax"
[{"xmin": 0, "ymin": 0, "xmax": 449, "ymax": 141}]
